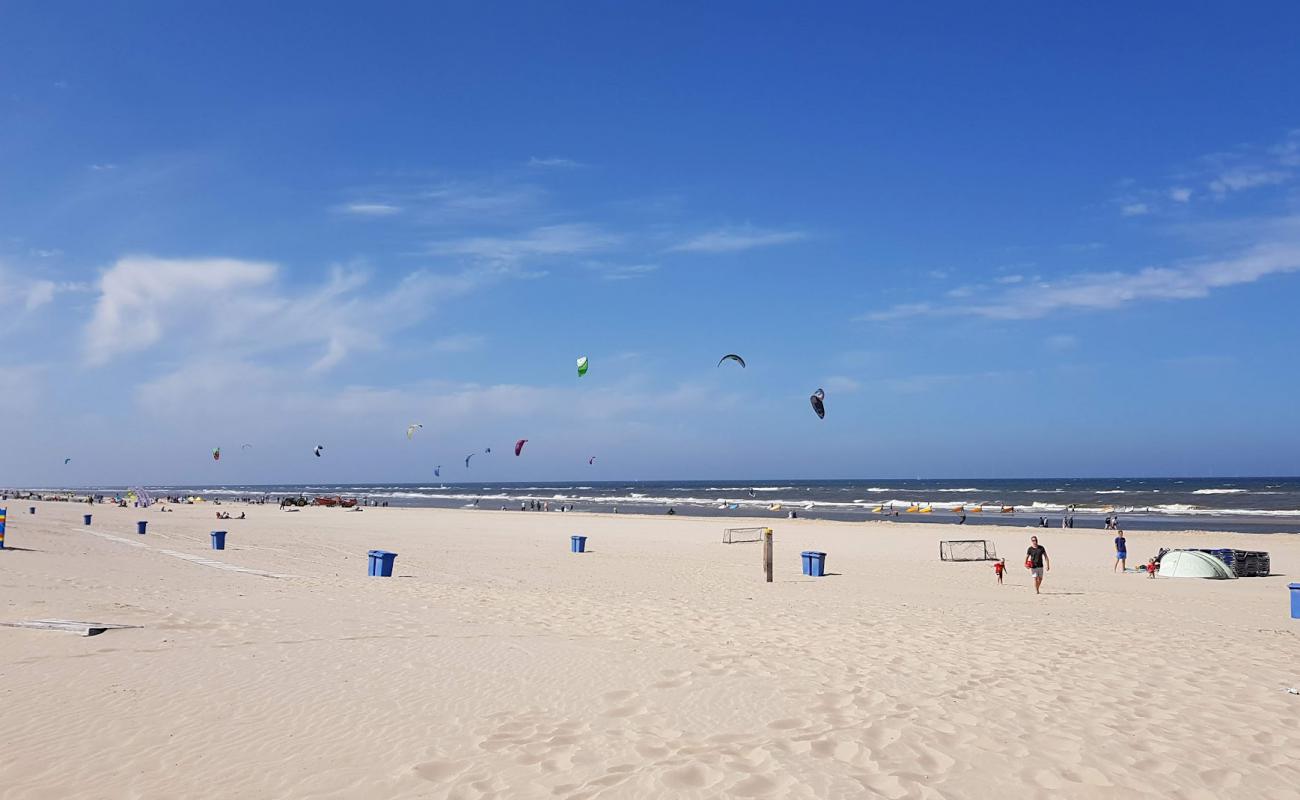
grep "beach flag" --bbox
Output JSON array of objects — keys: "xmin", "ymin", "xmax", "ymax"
[{"xmin": 0, "ymin": 507, "xmax": 6, "ymax": 549}]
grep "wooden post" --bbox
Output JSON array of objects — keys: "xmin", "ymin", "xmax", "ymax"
[{"xmin": 763, "ymin": 528, "xmax": 773, "ymax": 583}]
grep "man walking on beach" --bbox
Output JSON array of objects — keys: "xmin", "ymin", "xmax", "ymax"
[
  {"xmin": 1026, "ymin": 535, "xmax": 1050, "ymax": 594},
  {"xmin": 1113, "ymin": 530, "xmax": 1127, "ymax": 572}
]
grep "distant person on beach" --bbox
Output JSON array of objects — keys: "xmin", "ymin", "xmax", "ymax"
[
  {"xmin": 1113, "ymin": 531, "xmax": 1127, "ymax": 571},
  {"xmin": 994, "ymin": 558, "xmax": 1006, "ymax": 584},
  {"xmin": 958, "ymin": 513, "xmax": 966, "ymax": 525},
  {"xmin": 1026, "ymin": 535, "xmax": 1050, "ymax": 594},
  {"xmin": 1146, "ymin": 558, "xmax": 1157, "ymax": 578}
]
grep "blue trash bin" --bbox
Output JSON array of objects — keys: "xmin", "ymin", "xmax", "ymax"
[
  {"xmin": 807, "ymin": 551, "xmax": 827, "ymax": 577},
  {"xmin": 83, "ymin": 514, "xmax": 92, "ymax": 526},
  {"xmin": 801, "ymin": 551, "xmax": 814, "ymax": 575},
  {"xmin": 210, "ymin": 530, "xmax": 227, "ymax": 550},
  {"xmin": 1290, "ymin": 583, "xmax": 1300, "ymax": 620},
  {"xmin": 137, "ymin": 521, "xmax": 148, "ymax": 535},
  {"xmin": 368, "ymin": 549, "xmax": 397, "ymax": 577},
  {"xmin": 29, "ymin": 506, "xmax": 36, "ymax": 515},
  {"xmin": 570, "ymin": 535, "xmax": 588, "ymax": 553}
]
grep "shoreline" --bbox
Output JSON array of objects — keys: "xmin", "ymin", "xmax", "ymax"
[
  {"xmin": 3, "ymin": 500, "xmax": 1298, "ymax": 797},
  {"xmin": 8, "ymin": 485, "xmax": 1300, "ymax": 535}
]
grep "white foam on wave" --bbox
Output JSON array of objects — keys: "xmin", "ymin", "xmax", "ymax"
[
  {"xmin": 1192, "ymin": 488, "xmax": 1247, "ymax": 495},
  {"xmin": 1095, "ymin": 490, "xmax": 1126, "ymax": 495}
]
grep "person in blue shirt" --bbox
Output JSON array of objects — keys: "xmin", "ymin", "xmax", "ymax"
[{"xmin": 1113, "ymin": 531, "xmax": 1128, "ymax": 572}]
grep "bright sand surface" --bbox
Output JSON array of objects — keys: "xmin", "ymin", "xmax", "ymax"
[{"xmin": 2, "ymin": 502, "xmax": 1299, "ymax": 799}]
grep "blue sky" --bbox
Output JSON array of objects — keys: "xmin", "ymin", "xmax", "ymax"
[{"xmin": 3, "ymin": 2, "xmax": 1300, "ymax": 485}]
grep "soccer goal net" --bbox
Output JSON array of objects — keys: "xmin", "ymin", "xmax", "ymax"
[
  {"xmin": 940, "ymin": 540, "xmax": 998, "ymax": 561},
  {"xmin": 723, "ymin": 527, "xmax": 769, "ymax": 544}
]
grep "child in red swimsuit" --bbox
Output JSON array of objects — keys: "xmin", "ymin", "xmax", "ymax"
[
  {"xmin": 994, "ymin": 559, "xmax": 1006, "ymax": 584},
  {"xmin": 1146, "ymin": 559, "xmax": 1157, "ymax": 578}
]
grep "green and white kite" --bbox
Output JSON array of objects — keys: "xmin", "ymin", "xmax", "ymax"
[{"xmin": 576, "ymin": 356, "xmax": 589, "ymax": 377}]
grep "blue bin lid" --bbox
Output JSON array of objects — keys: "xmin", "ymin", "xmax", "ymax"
[
  {"xmin": 368, "ymin": 550, "xmax": 396, "ymax": 557},
  {"xmin": 1289, "ymin": 583, "xmax": 1300, "ymax": 590}
]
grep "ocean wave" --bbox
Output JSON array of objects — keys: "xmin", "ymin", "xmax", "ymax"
[
  {"xmin": 1192, "ymin": 488, "xmax": 1247, "ymax": 495},
  {"xmin": 1094, "ymin": 490, "xmax": 1126, "ymax": 494}
]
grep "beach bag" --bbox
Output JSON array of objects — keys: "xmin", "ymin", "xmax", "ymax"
[{"xmin": 1025, "ymin": 557, "xmax": 1033, "ymax": 569}]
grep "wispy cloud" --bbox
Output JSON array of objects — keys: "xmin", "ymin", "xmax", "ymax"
[
  {"xmin": 88, "ymin": 163, "xmax": 118, "ymax": 171},
  {"xmin": 430, "ymin": 223, "xmax": 618, "ymax": 266},
  {"xmin": 1044, "ymin": 334, "xmax": 1078, "ymax": 351},
  {"xmin": 669, "ymin": 226, "xmax": 806, "ymax": 253},
  {"xmin": 586, "ymin": 262, "xmax": 659, "ymax": 281},
  {"xmin": 0, "ymin": 265, "xmax": 89, "ymax": 313},
  {"xmin": 822, "ymin": 375, "xmax": 861, "ymax": 394},
  {"xmin": 528, "ymin": 156, "xmax": 580, "ymax": 168},
  {"xmin": 863, "ymin": 234, "xmax": 1300, "ymax": 321},
  {"xmin": 337, "ymin": 202, "xmax": 402, "ymax": 217},
  {"xmin": 1207, "ymin": 167, "xmax": 1289, "ymax": 196},
  {"xmin": 1116, "ymin": 130, "xmax": 1299, "ymax": 216}
]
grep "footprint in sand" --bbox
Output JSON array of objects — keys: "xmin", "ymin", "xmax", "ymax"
[{"xmin": 412, "ymin": 759, "xmax": 465, "ymax": 782}]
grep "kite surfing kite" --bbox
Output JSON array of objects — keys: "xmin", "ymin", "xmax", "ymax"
[
  {"xmin": 406, "ymin": 424, "xmax": 422, "ymax": 440},
  {"xmin": 434, "ymin": 465, "xmax": 441, "ymax": 477},
  {"xmin": 484, "ymin": 447, "xmax": 492, "ymax": 455},
  {"xmin": 576, "ymin": 356, "xmax": 589, "ymax": 377},
  {"xmin": 464, "ymin": 453, "xmax": 476, "ymax": 468},
  {"xmin": 241, "ymin": 443, "xmax": 253, "ymax": 450},
  {"xmin": 717, "ymin": 354, "xmax": 746, "ymax": 368},
  {"xmin": 212, "ymin": 447, "xmax": 221, "ymax": 461},
  {"xmin": 314, "ymin": 445, "xmax": 324, "ymax": 458},
  {"xmin": 64, "ymin": 457, "xmax": 71, "ymax": 465},
  {"xmin": 588, "ymin": 456, "xmax": 596, "ymax": 465},
  {"xmin": 514, "ymin": 439, "xmax": 528, "ymax": 457},
  {"xmin": 809, "ymin": 389, "xmax": 826, "ymax": 419}
]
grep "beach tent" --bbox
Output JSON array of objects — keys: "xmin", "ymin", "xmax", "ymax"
[{"xmin": 1157, "ymin": 550, "xmax": 1237, "ymax": 579}]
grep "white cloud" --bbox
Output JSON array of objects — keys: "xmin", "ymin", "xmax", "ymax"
[
  {"xmin": 528, "ymin": 156, "xmax": 580, "ymax": 168},
  {"xmin": 669, "ymin": 226, "xmax": 806, "ymax": 253},
  {"xmin": 30, "ymin": 248, "xmax": 63, "ymax": 258},
  {"xmin": 338, "ymin": 202, "xmax": 402, "ymax": 216},
  {"xmin": 1208, "ymin": 168, "xmax": 1290, "ymax": 196},
  {"xmin": 1274, "ymin": 129, "xmax": 1300, "ymax": 166},
  {"xmin": 862, "ymin": 237, "xmax": 1300, "ymax": 322},
  {"xmin": 0, "ymin": 266, "xmax": 88, "ymax": 314},
  {"xmin": 88, "ymin": 163, "xmax": 118, "ymax": 171},
  {"xmin": 417, "ymin": 182, "xmax": 544, "ymax": 217},
  {"xmin": 1121, "ymin": 203, "xmax": 1150, "ymax": 217},
  {"xmin": 83, "ymin": 256, "xmax": 488, "ymax": 369},
  {"xmin": 996, "ymin": 274, "xmax": 1024, "ymax": 284},
  {"xmin": 1169, "ymin": 187, "xmax": 1193, "ymax": 203},
  {"xmin": 85, "ymin": 257, "xmax": 277, "ymax": 364},
  {"xmin": 587, "ymin": 262, "xmax": 659, "ymax": 281},
  {"xmin": 430, "ymin": 223, "xmax": 618, "ymax": 265}
]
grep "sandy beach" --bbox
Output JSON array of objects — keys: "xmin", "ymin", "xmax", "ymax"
[{"xmin": 2, "ymin": 501, "xmax": 1298, "ymax": 799}]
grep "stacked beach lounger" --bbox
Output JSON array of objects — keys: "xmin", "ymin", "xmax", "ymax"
[{"xmin": 1195, "ymin": 548, "xmax": 1271, "ymax": 577}]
